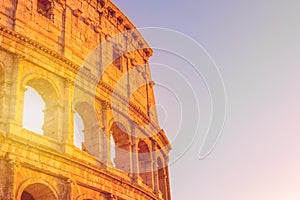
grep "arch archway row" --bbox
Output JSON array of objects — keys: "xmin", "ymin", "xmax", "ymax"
[
  {"xmin": 0, "ymin": 0, "xmax": 171, "ymax": 198},
  {"xmin": 109, "ymin": 122, "xmax": 169, "ymax": 194},
  {"xmin": 0, "ymin": 31, "xmax": 171, "ymax": 154},
  {"xmin": 0, "ymin": 56, "xmax": 170, "ymax": 197},
  {"xmin": 16, "ymin": 178, "xmax": 124, "ymax": 200},
  {"xmin": 0, "ymin": 24, "xmax": 156, "ymax": 137},
  {"xmin": 0, "ymin": 56, "xmax": 169, "ymax": 150}
]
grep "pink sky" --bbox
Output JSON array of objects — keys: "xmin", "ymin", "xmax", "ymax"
[{"xmin": 112, "ymin": 0, "xmax": 300, "ymax": 199}]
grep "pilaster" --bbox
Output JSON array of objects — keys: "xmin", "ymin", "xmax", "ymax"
[
  {"xmin": 151, "ymin": 140, "xmax": 159, "ymax": 195},
  {"xmin": 130, "ymin": 126, "xmax": 139, "ymax": 183},
  {"xmin": 62, "ymin": 78, "xmax": 75, "ymax": 145},
  {"xmin": 101, "ymin": 100, "xmax": 111, "ymax": 167}
]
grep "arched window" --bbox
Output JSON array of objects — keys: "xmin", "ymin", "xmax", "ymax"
[
  {"xmin": 74, "ymin": 112, "xmax": 84, "ymax": 150},
  {"xmin": 138, "ymin": 140, "xmax": 153, "ymax": 188},
  {"xmin": 110, "ymin": 122, "xmax": 131, "ymax": 172},
  {"xmin": 74, "ymin": 102, "xmax": 101, "ymax": 158},
  {"xmin": 21, "ymin": 183, "xmax": 57, "ymax": 200},
  {"xmin": 22, "ymin": 78, "xmax": 60, "ymax": 139},
  {"xmin": 23, "ymin": 86, "xmax": 45, "ymax": 135}
]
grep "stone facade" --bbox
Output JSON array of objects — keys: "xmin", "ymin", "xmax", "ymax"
[{"xmin": 0, "ymin": 0, "xmax": 171, "ymax": 199}]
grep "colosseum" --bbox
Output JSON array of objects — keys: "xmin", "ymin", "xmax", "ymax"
[{"xmin": 0, "ymin": 0, "xmax": 171, "ymax": 199}]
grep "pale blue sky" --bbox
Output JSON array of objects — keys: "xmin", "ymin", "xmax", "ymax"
[{"xmin": 113, "ymin": 0, "xmax": 300, "ymax": 199}]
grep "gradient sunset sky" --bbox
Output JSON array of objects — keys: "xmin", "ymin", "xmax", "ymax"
[{"xmin": 112, "ymin": 0, "xmax": 300, "ymax": 199}]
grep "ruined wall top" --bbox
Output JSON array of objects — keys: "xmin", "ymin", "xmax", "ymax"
[{"xmin": 0, "ymin": 0, "xmax": 152, "ymax": 66}]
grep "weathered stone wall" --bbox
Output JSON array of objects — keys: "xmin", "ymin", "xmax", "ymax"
[{"xmin": 0, "ymin": 0, "xmax": 171, "ymax": 199}]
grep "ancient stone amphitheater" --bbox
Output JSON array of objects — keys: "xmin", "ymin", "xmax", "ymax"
[{"xmin": 0, "ymin": 0, "xmax": 171, "ymax": 199}]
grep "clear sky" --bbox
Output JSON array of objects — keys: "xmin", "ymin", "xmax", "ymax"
[{"xmin": 112, "ymin": 0, "xmax": 300, "ymax": 199}]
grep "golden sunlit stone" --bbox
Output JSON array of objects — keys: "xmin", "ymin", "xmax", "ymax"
[{"xmin": 0, "ymin": 0, "xmax": 171, "ymax": 199}]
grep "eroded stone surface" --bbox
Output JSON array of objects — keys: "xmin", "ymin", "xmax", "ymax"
[{"xmin": 0, "ymin": 0, "xmax": 171, "ymax": 199}]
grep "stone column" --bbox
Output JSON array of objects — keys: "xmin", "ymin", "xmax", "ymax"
[
  {"xmin": 148, "ymin": 142, "xmax": 155, "ymax": 189},
  {"xmin": 0, "ymin": 155, "xmax": 16, "ymax": 200},
  {"xmin": 2, "ymin": 56, "xmax": 26, "ymax": 134},
  {"xmin": 0, "ymin": 78, "xmax": 18, "ymax": 131},
  {"xmin": 83, "ymin": 123, "xmax": 102, "ymax": 159},
  {"xmin": 6, "ymin": 56, "xmax": 23, "ymax": 134},
  {"xmin": 0, "ymin": 84, "xmax": 4, "ymax": 129},
  {"xmin": 43, "ymin": 102, "xmax": 63, "ymax": 140},
  {"xmin": 100, "ymin": 101, "xmax": 111, "ymax": 167},
  {"xmin": 0, "ymin": 66, "xmax": 9, "ymax": 125},
  {"xmin": 151, "ymin": 140, "xmax": 159, "ymax": 194},
  {"xmin": 62, "ymin": 79, "xmax": 75, "ymax": 145},
  {"xmin": 162, "ymin": 156, "xmax": 170, "ymax": 200},
  {"xmin": 130, "ymin": 126, "xmax": 139, "ymax": 183},
  {"xmin": 164, "ymin": 165, "xmax": 171, "ymax": 200}
]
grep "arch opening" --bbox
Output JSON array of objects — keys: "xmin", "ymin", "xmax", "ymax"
[
  {"xmin": 74, "ymin": 112, "xmax": 84, "ymax": 150},
  {"xmin": 110, "ymin": 122, "xmax": 131, "ymax": 171},
  {"xmin": 21, "ymin": 183, "xmax": 57, "ymax": 200},
  {"xmin": 138, "ymin": 140, "xmax": 153, "ymax": 188},
  {"xmin": 22, "ymin": 78, "xmax": 60, "ymax": 139},
  {"xmin": 74, "ymin": 102, "xmax": 101, "ymax": 158},
  {"xmin": 23, "ymin": 86, "xmax": 45, "ymax": 135}
]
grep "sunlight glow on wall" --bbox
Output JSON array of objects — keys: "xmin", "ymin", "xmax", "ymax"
[{"xmin": 23, "ymin": 86, "xmax": 45, "ymax": 134}]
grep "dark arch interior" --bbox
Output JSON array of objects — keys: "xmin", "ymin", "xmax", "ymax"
[
  {"xmin": 21, "ymin": 191, "xmax": 35, "ymax": 200},
  {"xmin": 21, "ymin": 183, "xmax": 56, "ymax": 200},
  {"xmin": 110, "ymin": 122, "xmax": 131, "ymax": 171},
  {"xmin": 138, "ymin": 140, "xmax": 153, "ymax": 188}
]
